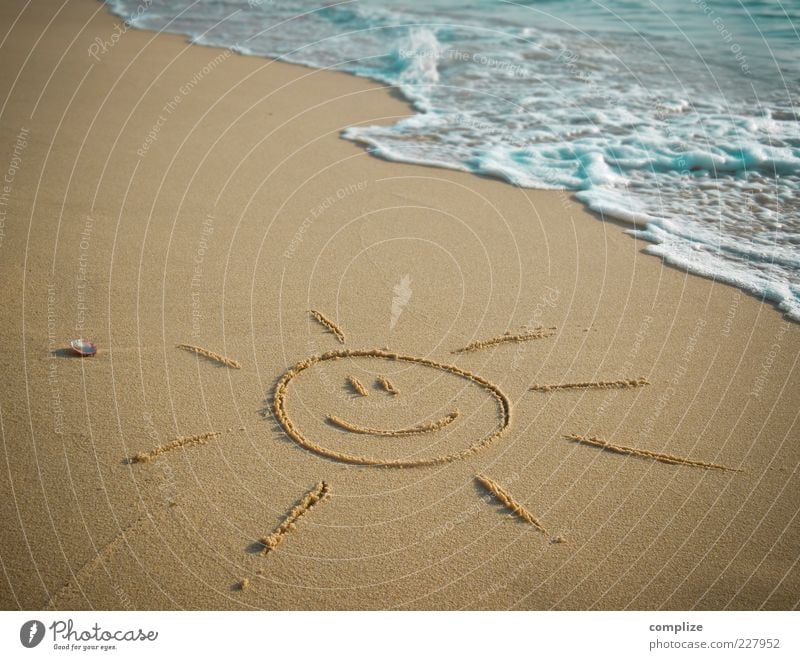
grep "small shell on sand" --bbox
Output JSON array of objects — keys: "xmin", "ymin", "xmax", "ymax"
[{"xmin": 70, "ymin": 338, "xmax": 97, "ymax": 356}]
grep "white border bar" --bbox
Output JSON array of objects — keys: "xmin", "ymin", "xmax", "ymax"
[{"xmin": 2, "ymin": 611, "xmax": 797, "ymax": 659}]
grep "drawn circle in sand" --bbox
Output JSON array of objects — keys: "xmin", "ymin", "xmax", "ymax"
[{"xmin": 273, "ymin": 348, "xmax": 511, "ymax": 467}]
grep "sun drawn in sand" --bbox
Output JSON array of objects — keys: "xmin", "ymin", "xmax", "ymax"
[{"xmin": 130, "ymin": 306, "xmax": 741, "ymax": 588}]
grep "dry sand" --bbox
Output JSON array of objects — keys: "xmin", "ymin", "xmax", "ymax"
[{"xmin": 0, "ymin": 0, "xmax": 798, "ymax": 610}]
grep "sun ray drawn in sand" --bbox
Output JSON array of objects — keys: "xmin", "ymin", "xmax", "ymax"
[
  {"xmin": 451, "ymin": 328, "xmax": 556, "ymax": 354},
  {"xmin": 566, "ymin": 434, "xmax": 742, "ymax": 472},
  {"xmin": 130, "ymin": 431, "xmax": 221, "ymax": 464},
  {"xmin": 259, "ymin": 481, "xmax": 330, "ymax": 555},
  {"xmin": 176, "ymin": 343, "xmax": 241, "ymax": 368},
  {"xmin": 476, "ymin": 474, "xmax": 548, "ymax": 534},
  {"xmin": 309, "ymin": 309, "xmax": 346, "ymax": 343},
  {"xmin": 530, "ymin": 378, "xmax": 649, "ymax": 392}
]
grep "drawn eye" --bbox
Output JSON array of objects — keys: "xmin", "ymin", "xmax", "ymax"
[
  {"xmin": 345, "ymin": 375, "xmax": 368, "ymax": 396},
  {"xmin": 377, "ymin": 376, "xmax": 399, "ymax": 395}
]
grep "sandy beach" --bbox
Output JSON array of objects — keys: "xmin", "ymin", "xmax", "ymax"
[{"xmin": 0, "ymin": 0, "xmax": 798, "ymax": 610}]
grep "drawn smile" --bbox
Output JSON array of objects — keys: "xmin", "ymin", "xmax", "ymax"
[{"xmin": 327, "ymin": 410, "xmax": 460, "ymax": 436}]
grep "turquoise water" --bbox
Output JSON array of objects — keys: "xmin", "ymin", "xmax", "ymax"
[{"xmin": 109, "ymin": 0, "xmax": 800, "ymax": 319}]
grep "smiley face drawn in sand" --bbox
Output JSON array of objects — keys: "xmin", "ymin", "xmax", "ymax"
[{"xmin": 273, "ymin": 348, "xmax": 512, "ymax": 468}]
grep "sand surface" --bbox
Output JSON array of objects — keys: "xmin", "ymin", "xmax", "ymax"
[{"xmin": 0, "ymin": 0, "xmax": 798, "ymax": 610}]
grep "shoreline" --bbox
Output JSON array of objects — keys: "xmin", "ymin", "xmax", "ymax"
[
  {"xmin": 0, "ymin": 0, "xmax": 797, "ymax": 610},
  {"xmin": 74, "ymin": 0, "xmax": 800, "ymax": 323},
  {"xmin": 102, "ymin": 0, "xmax": 799, "ymax": 324}
]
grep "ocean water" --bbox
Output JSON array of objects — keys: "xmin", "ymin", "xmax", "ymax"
[{"xmin": 109, "ymin": 0, "xmax": 800, "ymax": 319}]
